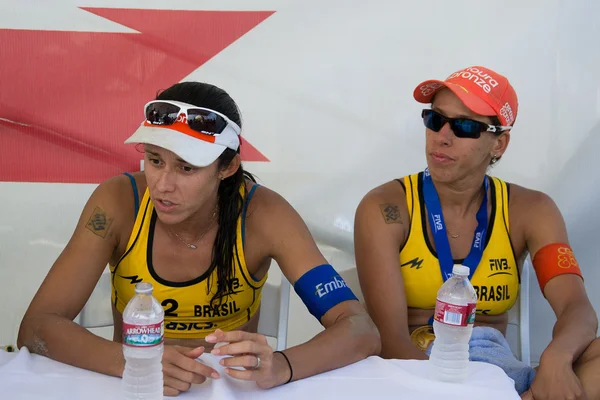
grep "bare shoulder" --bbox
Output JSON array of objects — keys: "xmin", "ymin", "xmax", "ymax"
[
  {"xmin": 362, "ymin": 179, "xmax": 407, "ymax": 202},
  {"xmin": 356, "ymin": 179, "xmax": 408, "ymax": 227},
  {"xmin": 125, "ymin": 171, "xmax": 148, "ymax": 197},
  {"xmin": 83, "ymin": 172, "xmax": 146, "ymax": 244},
  {"xmin": 242, "ymin": 180, "xmax": 303, "ymax": 227},
  {"xmin": 241, "ymin": 179, "xmax": 317, "ymax": 245},
  {"xmin": 507, "ymin": 182, "xmax": 561, "ymax": 217},
  {"xmin": 506, "ymin": 181, "xmax": 568, "ymax": 257},
  {"xmin": 93, "ymin": 172, "xmax": 144, "ymax": 215}
]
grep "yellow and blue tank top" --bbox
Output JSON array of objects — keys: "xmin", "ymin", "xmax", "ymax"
[
  {"xmin": 399, "ymin": 172, "xmax": 519, "ymax": 316},
  {"xmin": 111, "ymin": 174, "xmax": 267, "ymax": 338}
]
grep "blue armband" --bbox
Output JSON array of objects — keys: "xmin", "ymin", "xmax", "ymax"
[{"xmin": 293, "ymin": 264, "xmax": 358, "ymax": 321}]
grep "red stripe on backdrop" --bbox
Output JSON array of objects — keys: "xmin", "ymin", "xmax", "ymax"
[{"xmin": 0, "ymin": 8, "xmax": 271, "ymax": 184}]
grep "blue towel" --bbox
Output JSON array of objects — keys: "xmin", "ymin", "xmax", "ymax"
[{"xmin": 426, "ymin": 326, "xmax": 536, "ymax": 394}]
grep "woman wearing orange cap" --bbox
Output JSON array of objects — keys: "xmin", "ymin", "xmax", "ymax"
[
  {"xmin": 18, "ymin": 81, "xmax": 380, "ymax": 396},
  {"xmin": 354, "ymin": 66, "xmax": 600, "ymax": 398}
]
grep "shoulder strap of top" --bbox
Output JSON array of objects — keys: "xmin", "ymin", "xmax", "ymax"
[
  {"xmin": 123, "ymin": 172, "xmax": 140, "ymax": 217},
  {"xmin": 242, "ymin": 184, "xmax": 261, "ymax": 248},
  {"xmin": 490, "ymin": 176, "xmax": 510, "ymax": 232}
]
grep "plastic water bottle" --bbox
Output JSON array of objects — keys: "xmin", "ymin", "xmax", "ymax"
[
  {"xmin": 122, "ymin": 282, "xmax": 165, "ymax": 399},
  {"xmin": 429, "ymin": 264, "xmax": 478, "ymax": 383}
]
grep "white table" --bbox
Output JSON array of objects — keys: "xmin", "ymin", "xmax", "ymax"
[{"xmin": 0, "ymin": 348, "xmax": 519, "ymax": 399}]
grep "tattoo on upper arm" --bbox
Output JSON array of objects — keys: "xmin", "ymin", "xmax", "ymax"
[
  {"xmin": 85, "ymin": 206, "xmax": 114, "ymax": 238},
  {"xmin": 379, "ymin": 204, "xmax": 402, "ymax": 224}
]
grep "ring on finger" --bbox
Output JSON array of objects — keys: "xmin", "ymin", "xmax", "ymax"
[{"xmin": 255, "ymin": 356, "xmax": 261, "ymax": 369}]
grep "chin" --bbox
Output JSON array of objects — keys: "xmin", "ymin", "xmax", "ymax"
[
  {"xmin": 426, "ymin": 161, "xmax": 457, "ymax": 183},
  {"xmin": 154, "ymin": 209, "xmax": 187, "ymax": 225}
]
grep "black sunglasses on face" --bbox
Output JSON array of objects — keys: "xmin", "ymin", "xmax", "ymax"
[{"xmin": 422, "ymin": 109, "xmax": 511, "ymax": 139}]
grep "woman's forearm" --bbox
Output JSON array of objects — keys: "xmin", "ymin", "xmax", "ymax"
[
  {"xmin": 17, "ymin": 313, "xmax": 125, "ymax": 377},
  {"xmin": 542, "ymin": 302, "xmax": 598, "ymax": 364},
  {"xmin": 380, "ymin": 338, "xmax": 429, "ymax": 360},
  {"xmin": 278, "ymin": 311, "xmax": 380, "ymax": 384}
]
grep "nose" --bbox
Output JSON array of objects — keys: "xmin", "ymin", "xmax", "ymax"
[
  {"xmin": 434, "ymin": 121, "xmax": 454, "ymax": 146},
  {"xmin": 155, "ymin": 167, "xmax": 177, "ymax": 193}
]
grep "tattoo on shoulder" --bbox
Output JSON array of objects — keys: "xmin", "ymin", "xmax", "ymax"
[
  {"xmin": 85, "ymin": 206, "xmax": 114, "ymax": 238},
  {"xmin": 379, "ymin": 204, "xmax": 402, "ymax": 224}
]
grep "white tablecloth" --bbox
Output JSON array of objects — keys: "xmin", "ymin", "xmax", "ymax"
[{"xmin": 0, "ymin": 348, "xmax": 520, "ymax": 399}]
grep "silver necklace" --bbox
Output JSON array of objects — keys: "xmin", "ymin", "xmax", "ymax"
[
  {"xmin": 446, "ymin": 189, "xmax": 486, "ymax": 240},
  {"xmin": 171, "ymin": 209, "xmax": 217, "ymax": 249}
]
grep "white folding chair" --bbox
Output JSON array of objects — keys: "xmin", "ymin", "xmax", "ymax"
[
  {"xmin": 77, "ymin": 271, "xmax": 291, "ymax": 350},
  {"xmin": 257, "ymin": 277, "xmax": 290, "ymax": 351},
  {"xmin": 506, "ymin": 257, "xmax": 531, "ymax": 365},
  {"xmin": 76, "ymin": 269, "xmax": 113, "ymax": 328}
]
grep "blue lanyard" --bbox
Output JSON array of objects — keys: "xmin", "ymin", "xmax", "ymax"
[{"xmin": 422, "ymin": 168, "xmax": 488, "ymax": 281}]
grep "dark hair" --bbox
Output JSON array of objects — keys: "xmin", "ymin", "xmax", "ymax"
[{"xmin": 156, "ymin": 82, "xmax": 256, "ymax": 307}]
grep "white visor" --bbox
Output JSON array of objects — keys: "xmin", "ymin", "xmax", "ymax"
[{"xmin": 124, "ymin": 101, "xmax": 240, "ymax": 167}]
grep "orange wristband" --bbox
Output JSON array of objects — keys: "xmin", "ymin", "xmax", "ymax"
[{"xmin": 532, "ymin": 243, "xmax": 583, "ymax": 293}]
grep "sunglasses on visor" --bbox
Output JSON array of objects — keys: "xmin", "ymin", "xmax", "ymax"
[
  {"xmin": 144, "ymin": 100, "xmax": 241, "ymax": 136},
  {"xmin": 421, "ymin": 109, "xmax": 511, "ymax": 139}
]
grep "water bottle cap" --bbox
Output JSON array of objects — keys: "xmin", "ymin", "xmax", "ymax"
[
  {"xmin": 134, "ymin": 282, "xmax": 153, "ymax": 294},
  {"xmin": 452, "ymin": 264, "xmax": 470, "ymax": 276}
]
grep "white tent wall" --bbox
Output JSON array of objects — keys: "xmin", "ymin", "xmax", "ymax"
[{"xmin": 0, "ymin": 0, "xmax": 598, "ymax": 368}]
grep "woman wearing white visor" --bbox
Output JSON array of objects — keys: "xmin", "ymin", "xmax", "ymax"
[{"xmin": 18, "ymin": 81, "xmax": 380, "ymax": 396}]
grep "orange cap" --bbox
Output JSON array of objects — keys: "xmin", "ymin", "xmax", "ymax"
[{"xmin": 413, "ymin": 66, "xmax": 518, "ymax": 127}]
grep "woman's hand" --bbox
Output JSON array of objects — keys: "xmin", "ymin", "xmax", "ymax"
[
  {"xmin": 520, "ymin": 353, "xmax": 586, "ymax": 400},
  {"xmin": 206, "ymin": 329, "xmax": 291, "ymax": 389},
  {"xmin": 162, "ymin": 345, "xmax": 220, "ymax": 396}
]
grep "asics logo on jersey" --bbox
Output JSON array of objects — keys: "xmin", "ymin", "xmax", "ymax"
[
  {"xmin": 120, "ymin": 274, "xmax": 143, "ymax": 284},
  {"xmin": 401, "ymin": 257, "xmax": 424, "ymax": 270}
]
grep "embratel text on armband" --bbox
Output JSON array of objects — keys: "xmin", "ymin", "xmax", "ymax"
[{"xmin": 293, "ymin": 264, "xmax": 358, "ymax": 320}]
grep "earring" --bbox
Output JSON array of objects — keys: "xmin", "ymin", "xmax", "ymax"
[
  {"xmin": 220, "ymin": 176, "xmax": 224, "ymax": 180},
  {"xmin": 491, "ymin": 155, "xmax": 499, "ymax": 164}
]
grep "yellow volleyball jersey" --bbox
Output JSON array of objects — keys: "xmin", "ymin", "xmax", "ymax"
[
  {"xmin": 110, "ymin": 184, "xmax": 267, "ymax": 338},
  {"xmin": 399, "ymin": 172, "xmax": 519, "ymax": 316}
]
